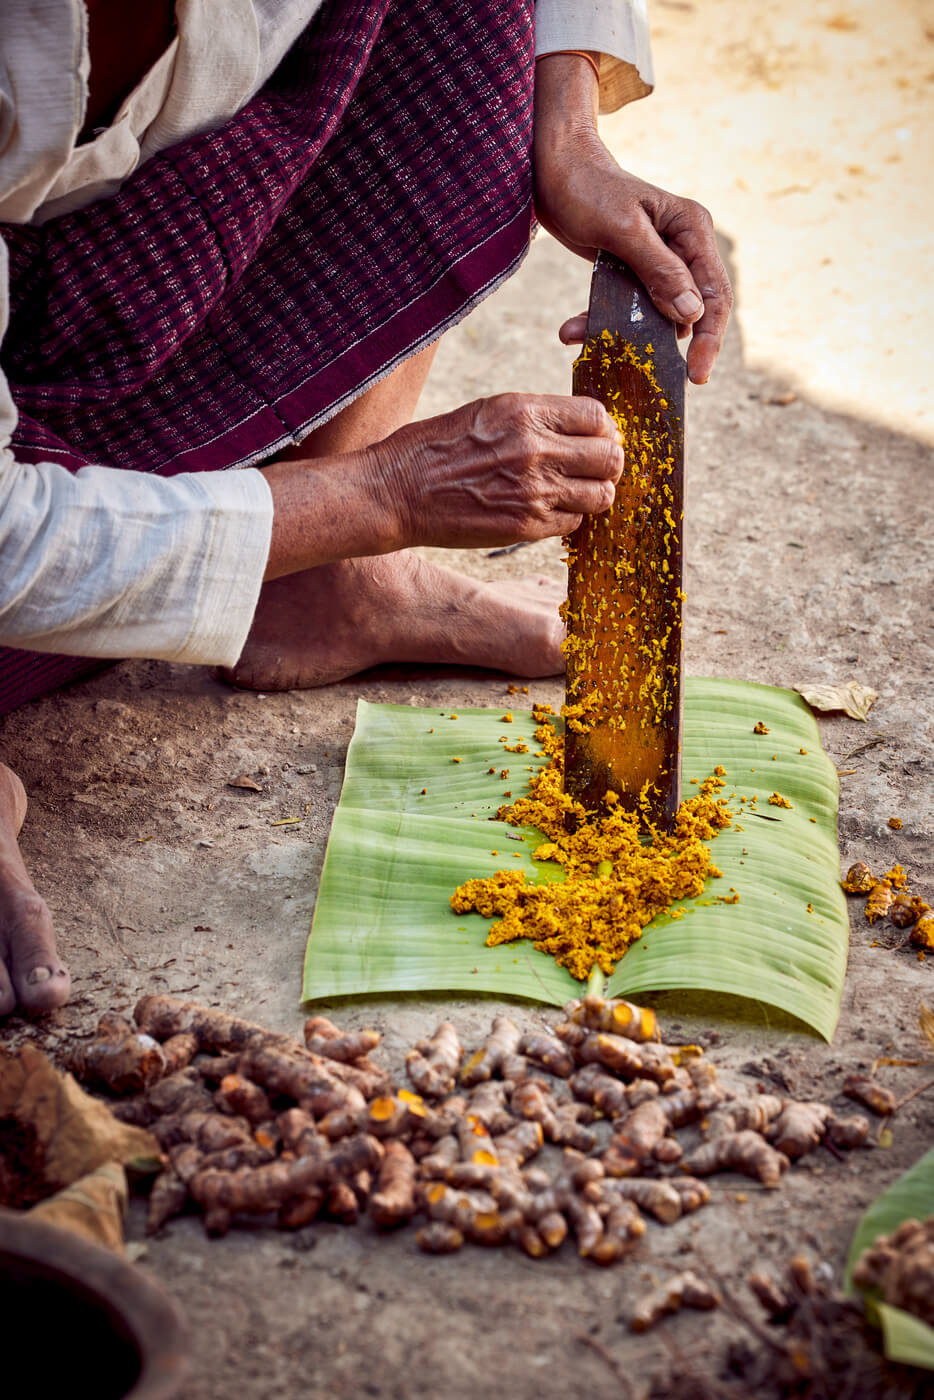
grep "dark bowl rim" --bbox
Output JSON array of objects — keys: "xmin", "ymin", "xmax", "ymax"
[{"xmin": 0, "ymin": 1207, "xmax": 190, "ymax": 1400}]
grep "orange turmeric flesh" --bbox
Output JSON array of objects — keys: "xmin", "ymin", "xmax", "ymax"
[
  {"xmin": 451, "ymin": 704, "xmax": 734, "ymax": 981},
  {"xmin": 564, "ymin": 327, "xmax": 683, "ymax": 826}
]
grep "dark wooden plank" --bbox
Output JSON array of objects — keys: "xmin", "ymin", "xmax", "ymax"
[{"xmin": 564, "ymin": 253, "xmax": 686, "ymax": 829}]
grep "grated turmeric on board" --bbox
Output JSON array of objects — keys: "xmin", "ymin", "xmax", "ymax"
[{"xmin": 450, "ymin": 704, "xmax": 734, "ymax": 981}]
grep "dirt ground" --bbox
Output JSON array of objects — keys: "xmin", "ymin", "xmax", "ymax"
[{"xmin": 2, "ymin": 4, "xmax": 934, "ymax": 1398}]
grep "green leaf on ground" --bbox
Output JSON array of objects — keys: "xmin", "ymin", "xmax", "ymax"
[
  {"xmin": 874, "ymin": 1303, "xmax": 934, "ymax": 1371},
  {"xmin": 303, "ymin": 678, "xmax": 847, "ymax": 1039},
  {"xmin": 845, "ymin": 1146, "xmax": 934, "ymax": 1371}
]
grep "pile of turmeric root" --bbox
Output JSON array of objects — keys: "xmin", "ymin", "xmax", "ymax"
[
  {"xmin": 663, "ymin": 1252, "xmax": 924, "ymax": 1400},
  {"xmin": 68, "ymin": 993, "xmax": 875, "ymax": 1268},
  {"xmin": 842, "ymin": 860, "xmax": 933, "ymax": 950},
  {"xmin": 852, "ymin": 1216, "xmax": 934, "ymax": 1328}
]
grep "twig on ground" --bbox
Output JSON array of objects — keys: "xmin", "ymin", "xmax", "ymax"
[
  {"xmin": 575, "ymin": 1334, "xmax": 635, "ymax": 1398},
  {"xmin": 892, "ymin": 1077, "xmax": 934, "ymax": 1113},
  {"xmin": 840, "ymin": 734, "xmax": 889, "ymax": 762},
  {"xmin": 485, "ymin": 542, "xmax": 534, "ymax": 558}
]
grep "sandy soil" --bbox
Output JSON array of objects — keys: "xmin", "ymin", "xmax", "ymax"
[{"xmin": 2, "ymin": 4, "xmax": 933, "ymax": 1397}]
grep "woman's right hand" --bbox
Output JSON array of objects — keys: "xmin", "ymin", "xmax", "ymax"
[
  {"xmin": 368, "ymin": 392, "xmax": 624, "ymax": 550},
  {"xmin": 261, "ymin": 393, "xmax": 623, "ymax": 579}
]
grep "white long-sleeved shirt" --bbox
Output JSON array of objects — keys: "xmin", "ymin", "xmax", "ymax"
[{"xmin": 0, "ymin": 0, "xmax": 653, "ymax": 666}]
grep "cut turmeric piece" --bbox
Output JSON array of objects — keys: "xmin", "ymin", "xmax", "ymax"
[{"xmin": 450, "ymin": 708, "xmax": 732, "ymax": 981}]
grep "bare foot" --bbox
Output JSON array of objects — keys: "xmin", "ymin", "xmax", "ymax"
[
  {"xmin": 224, "ymin": 551, "xmax": 566, "ymax": 691},
  {"xmin": 0, "ymin": 764, "xmax": 71, "ymax": 1016}
]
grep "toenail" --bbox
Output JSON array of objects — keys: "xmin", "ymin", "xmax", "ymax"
[{"xmin": 27, "ymin": 966, "xmax": 52, "ymax": 985}]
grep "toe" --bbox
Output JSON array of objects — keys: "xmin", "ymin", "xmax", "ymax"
[
  {"xmin": 509, "ymin": 610, "xmax": 566, "ymax": 678},
  {"xmin": 539, "ymin": 614, "xmax": 566, "ymax": 676},
  {"xmin": 0, "ymin": 763, "xmax": 27, "ymax": 836},
  {"xmin": 5, "ymin": 889, "xmax": 71, "ymax": 1014},
  {"xmin": 509, "ymin": 575, "xmax": 566, "ymax": 607},
  {"xmin": 0, "ymin": 960, "xmax": 15, "ymax": 1018}
]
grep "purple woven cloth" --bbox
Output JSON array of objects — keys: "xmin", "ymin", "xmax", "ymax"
[{"xmin": 0, "ymin": 0, "xmax": 536, "ymax": 715}]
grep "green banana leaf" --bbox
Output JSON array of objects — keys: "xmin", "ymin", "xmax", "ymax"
[
  {"xmin": 303, "ymin": 678, "xmax": 847, "ymax": 1038},
  {"xmin": 845, "ymin": 1147, "xmax": 934, "ymax": 1370}
]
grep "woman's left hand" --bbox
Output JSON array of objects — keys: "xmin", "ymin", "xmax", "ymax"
[{"xmin": 533, "ymin": 53, "xmax": 733, "ymax": 385}]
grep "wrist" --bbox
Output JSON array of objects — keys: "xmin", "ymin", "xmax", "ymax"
[
  {"xmin": 534, "ymin": 51, "xmax": 600, "ymax": 147},
  {"xmin": 260, "ymin": 450, "xmax": 407, "ymax": 580}
]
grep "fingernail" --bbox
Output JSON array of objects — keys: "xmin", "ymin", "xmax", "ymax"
[
  {"xmin": 674, "ymin": 291, "xmax": 703, "ymax": 319},
  {"xmin": 27, "ymin": 966, "xmax": 52, "ymax": 985}
]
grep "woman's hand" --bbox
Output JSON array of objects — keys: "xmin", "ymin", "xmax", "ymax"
[
  {"xmin": 533, "ymin": 53, "xmax": 732, "ymax": 385},
  {"xmin": 377, "ymin": 393, "xmax": 624, "ymax": 550},
  {"xmin": 261, "ymin": 394, "xmax": 624, "ymax": 578}
]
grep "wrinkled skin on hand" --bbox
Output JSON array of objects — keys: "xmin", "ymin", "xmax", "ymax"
[
  {"xmin": 368, "ymin": 392, "xmax": 624, "ymax": 551},
  {"xmin": 533, "ymin": 54, "xmax": 733, "ymax": 385}
]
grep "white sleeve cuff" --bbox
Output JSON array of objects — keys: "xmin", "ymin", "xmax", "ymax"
[
  {"xmin": 0, "ymin": 457, "xmax": 273, "ymax": 666},
  {"xmin": 535, "ymin": 0, "xmax": 654, "ymax": 113}
]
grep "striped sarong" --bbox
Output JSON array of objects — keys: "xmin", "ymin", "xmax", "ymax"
[{"xmin": 0, "ymin": 0, "xmax": 536, "ymax": 714}]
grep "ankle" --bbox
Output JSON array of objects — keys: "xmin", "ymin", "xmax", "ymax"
[{"xmin": 0, "ymin": 764, "xmax": 27, "ymax": 836}]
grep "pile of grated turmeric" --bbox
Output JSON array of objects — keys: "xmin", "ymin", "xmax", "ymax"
[{"xmin": 450, "ymin": 703, "xmax": 734, "ymax": 981}]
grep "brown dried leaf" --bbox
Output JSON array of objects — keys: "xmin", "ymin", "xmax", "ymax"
[
  {"xmin": 871, "ymin": 1056, "xmax": 927, "ymax": 1076},
  {"xmin": 0, "ymin": 1044, "xmax": 159, "ymax": 1207},
  {"xmin": 920, "ymin": 1003, "xmax": 934, "ymax": 1050},
  {"xmin": 227, "ymin": 775, "xmax": 262, "ymax": 792},
  {"xmin": 795, "ymin": 681, "xmax": 878, "ymax": 722},
  {"xmin": 28, "ymin": 1160, "xmax": 127, "ymax": 1253}
]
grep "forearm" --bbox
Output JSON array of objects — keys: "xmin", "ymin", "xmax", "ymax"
[
  {"xmin": 262, "ymin": 392, "xmax": 625, "ymax": 571},
  {"xmin": 260, "ymin": 449, "xmax": 403, "ymax": 582},
  {"xmin": 534, "ymin": 51, "xmax": 600, "ymax": 152},
  {"xmin": 533, "ymin": 1, "xmax": 655, "ymax": 113}
]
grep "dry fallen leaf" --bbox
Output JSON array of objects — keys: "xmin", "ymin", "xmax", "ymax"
[
  {"xmin": 0, "ymin": 1044, "xmax": 159, "ymax": 1208},
  {"xmin": 920, "ymin": 1002, "xmax": 934, "ymax": 1049},
  {"xmin": 795, "ymin": 681, "xmax": 878, "ymax": 722},
  {"xmin": 228, "ymin": 775, "xmax": 262, "ymax": 792},
  {"xmin": 28, "ymin": 1160, "xmax": 128, "ymax": 1253}
]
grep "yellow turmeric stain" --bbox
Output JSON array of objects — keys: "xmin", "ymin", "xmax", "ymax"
[
  {"xmin": 563, "ymin": 334, "xmax": 682, "ymax": 797},
  {"xmin": 450, "ymin": 705, "xmax": 733, "ymax": 981}
]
